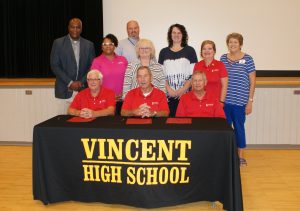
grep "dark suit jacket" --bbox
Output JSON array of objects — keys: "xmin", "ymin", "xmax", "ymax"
[{"xmin": 50, "ymin": 35, "xmax": 95, "ymax": 99}]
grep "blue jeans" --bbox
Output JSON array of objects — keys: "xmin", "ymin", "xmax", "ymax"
[{"xmin": 224, "ymin": 103, "xmax": 246, "ymax": 148}]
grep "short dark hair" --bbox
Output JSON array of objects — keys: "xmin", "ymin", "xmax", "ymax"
[
  {"xmin": 167, "ymin": 24, "xmax": 188, "ymax": 47},
  {"xmin": 102, "ymin": 33, "xmax": 118, "ymax": 47}
]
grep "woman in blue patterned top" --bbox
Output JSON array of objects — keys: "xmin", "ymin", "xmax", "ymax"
[
  {"xmin": 159, "ymin": 24, "xmax": 198, "ymax": 116},
  {"xmin": 220, "ymin": 33, "xmax": 256, "ymax": 166}
]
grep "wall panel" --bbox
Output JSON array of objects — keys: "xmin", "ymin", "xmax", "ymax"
[{"xmin": 1, "ymin": 86, "xmax": 299, "ymax": 144}]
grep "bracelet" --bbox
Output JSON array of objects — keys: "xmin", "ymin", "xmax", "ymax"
[
  {"xmin": 249, "ymin": 98, "xmax": 254, "ymax": 102},
  {"xmin": 219, "ymin": 100, "xmax": 224, "ymax": 104}
]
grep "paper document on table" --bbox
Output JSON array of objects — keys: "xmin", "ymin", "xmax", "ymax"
[
  {"xmin": 67, "ymin": 117, "xmax": 95, "ymax": 122},
  {"xmin": 126, "ymin": 118, "xmax": 152, "ymax": 125},
  {"xmin": 166, "ymin": 118, "xmax": 192, "ymax": 124}
]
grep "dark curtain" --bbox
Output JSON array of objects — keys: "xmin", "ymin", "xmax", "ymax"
[{"xmin": 0, "ymin": 0, "xmax": 103, "ymax": 78}]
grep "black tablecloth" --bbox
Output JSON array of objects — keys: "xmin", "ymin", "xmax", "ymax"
[{"xmin": 33, "ymin": 115, "xmax": 243, "ymax": 211}]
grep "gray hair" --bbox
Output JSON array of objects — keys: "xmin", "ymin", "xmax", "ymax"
[
  {"xmin": 87, "ymin": 69, "xmax": 103, "ymax": 80},
  {"xmin": 192, "ymin": 71, "xmax": 207, "ymax": 82},
  {"xmin": 136, "ymin": 66, "xmax": 152, "ymax": 77}
]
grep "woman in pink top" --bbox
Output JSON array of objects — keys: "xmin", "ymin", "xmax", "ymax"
[
  {"xmin": 193, "ymin": 40, "xmax": 228, "ymax": 104},
  {"xmin": 90, "ymin": 34, "xmax": 128, "ymax": 115}
]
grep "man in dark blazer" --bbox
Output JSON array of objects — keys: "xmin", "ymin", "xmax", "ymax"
[{"xmin": 50, "ymin": 18, "xmax": 95, "ymax": 103}]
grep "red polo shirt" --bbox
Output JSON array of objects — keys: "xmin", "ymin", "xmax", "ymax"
[
  {"xmin": 193, "ymin": 59, "xmax": 227, "ymax": 100},
  {"xmin": 70, "ymin": 87, "xmax": 115, "ymax": 111},
  {"xmin": 122, "ymin": 87, "xmax": 169, "ymax": 113},
  {"xmin": 176, "ymin": 91, "xmax": 225, "ymax": 118}
]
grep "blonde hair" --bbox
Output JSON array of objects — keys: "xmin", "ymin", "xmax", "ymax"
[{"xmin": 135, "ymin": 39, "xmax": 156, "ymax": 59}]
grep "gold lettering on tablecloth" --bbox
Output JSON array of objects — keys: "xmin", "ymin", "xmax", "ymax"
[{"xmin": 81, "ymin": 138, "xmax": 191, "ymax": 185}]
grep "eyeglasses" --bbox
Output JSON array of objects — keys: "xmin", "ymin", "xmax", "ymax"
[
  {"xmin": 102, "ymin": 42, "xmax": 114, "ymax": 46},
  {"xmin": 87, "ymin": 78, "xmax": 101, "ymax": 82},
  {"xmin": 139, "ymin": 47, "xmax": 151, "ymax": 51}
]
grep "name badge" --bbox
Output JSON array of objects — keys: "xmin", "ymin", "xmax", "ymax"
[{"xmin": 239, "ymin": 59, "xmax": 246, "ymax": 64}]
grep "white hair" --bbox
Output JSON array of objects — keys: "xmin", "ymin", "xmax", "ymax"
[{"xmin": 87, "ymin": 69, "xmax": 103, "ymax": 80}]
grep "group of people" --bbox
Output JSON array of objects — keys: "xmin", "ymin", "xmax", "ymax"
[{"xmin": 50, "ymin": 18, "xmax": 256, "ymax": 165}]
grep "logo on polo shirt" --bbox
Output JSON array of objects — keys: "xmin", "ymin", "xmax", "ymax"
[
  {"xmin": 152, "ymin": 102, "xmax": 159, "ymax": 105},
  {"xmin": 206, "ymin": 103, "xmax": 214, "ymax": 107},
  {"xmin": 211, "ymin": 69, "xmax": 219, "ymax": 72},
  {"xmin": 99, "ymin": 100, "xmax": 107, "ymax": 104}
]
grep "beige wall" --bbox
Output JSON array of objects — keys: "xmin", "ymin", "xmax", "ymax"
[
  {"xmin": 0, "ymin": 87, "xmax": 64, "ymax": 142},
  {"xmin": 1, "ymin": 86, "xmax": 300, "ymax": 144},
  {"xmin": 103, "ymin": 0, "xmax": 300, "ymax": 70}
]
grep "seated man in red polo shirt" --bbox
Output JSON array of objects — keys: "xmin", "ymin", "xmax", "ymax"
[
  {"xmin": 67, "ymin": 69, "xmax": 115, "ymax": 118},
  {"xmin": 121, "ymin": 66, "xmax": 169, "ymax": 118},
  {"xmin": 176, "ymin": 71, "xmax": 225, "ymax": 118}
]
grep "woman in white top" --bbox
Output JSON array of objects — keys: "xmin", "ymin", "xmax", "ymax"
[{"xmin": 158, "ymin": 24, "xmax": 198, "ymax": 116}]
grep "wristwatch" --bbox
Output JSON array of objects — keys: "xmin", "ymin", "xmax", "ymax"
[{"xmin": 249, "ymin": 98, "xmax": 254, "ymax": 102}]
